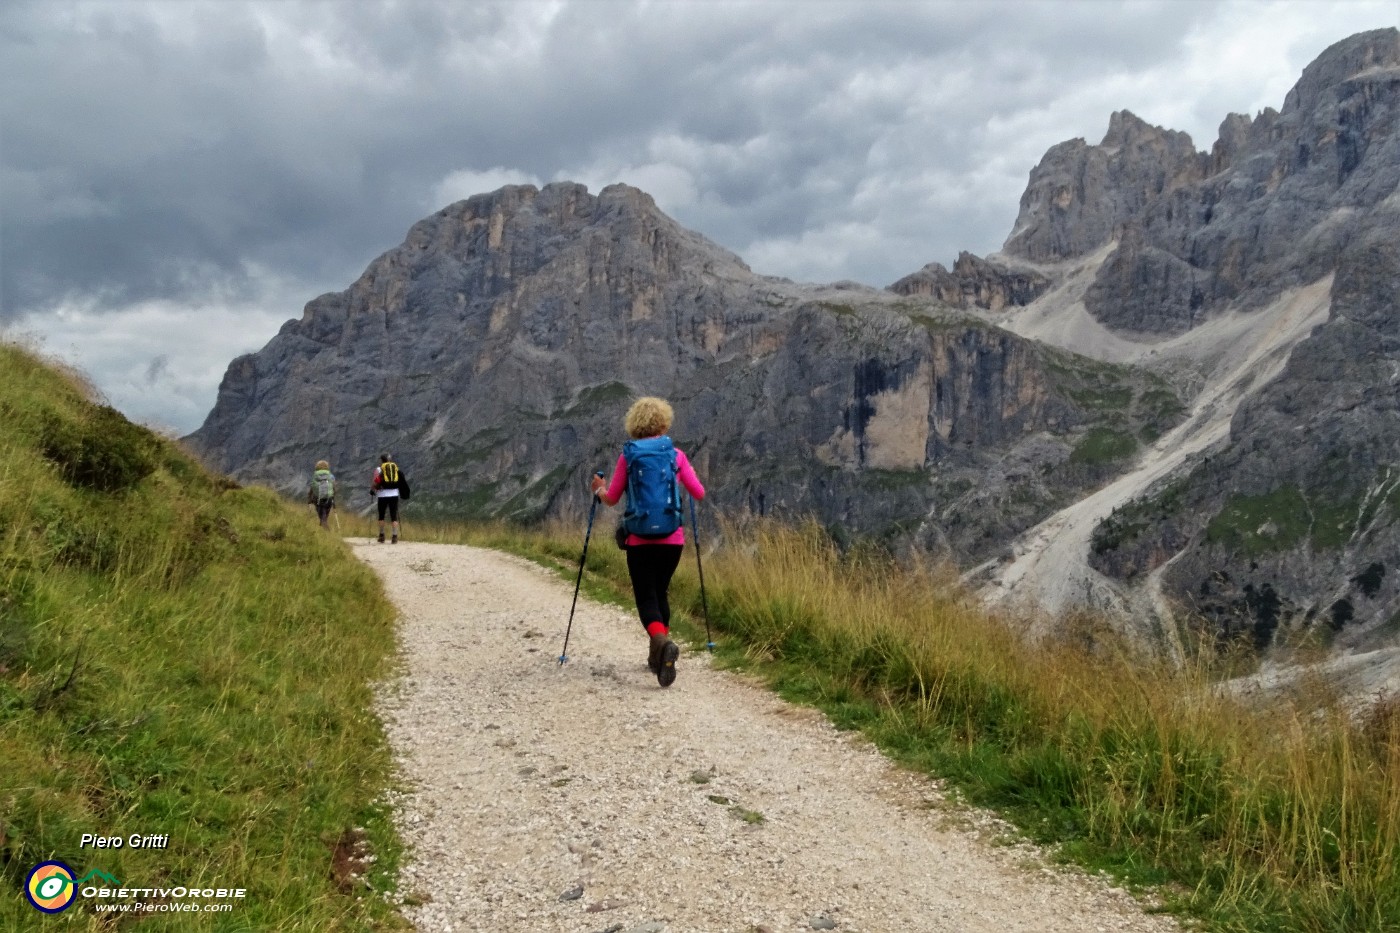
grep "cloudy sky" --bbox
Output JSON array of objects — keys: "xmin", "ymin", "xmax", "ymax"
[{"xmin": 2, "ymin": 0, "xmax": 1395, "ymax": 433}]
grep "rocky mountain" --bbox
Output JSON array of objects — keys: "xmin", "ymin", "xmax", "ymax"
[
  {"xmin": 1088, "ymin": 221, "xmax": 1400, "ymax": 653},
  {"xmin": 952, "ymin": 28, "xmax": 1400, "ymax": 654},
  {"xmin": 187, "ymin": 181, "xmax": 1177, "ymax": 563},
  {"xmin": 190, "ymin": 27, "xmax": 1400, "ymax": 663}
]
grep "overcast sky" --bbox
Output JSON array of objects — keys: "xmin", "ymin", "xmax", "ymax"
[{"xmin": 2, "ymin": 0, "xmax": 1395, "ymax": 433}]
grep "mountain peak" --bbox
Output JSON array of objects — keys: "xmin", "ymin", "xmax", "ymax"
[
  {"xmin": 1101, "ymin": 110, "xmax": 1185, "ymax": 150},
  {"xmin": 1002, "ymin": 109, "xmax": 1203, "ymax": 263},
  {"xmin": 1283, "ymin": 27, "xmax": 1400, "ymax": 116},
  {"xmin": 434, "ymin": 181, "xmax": 666, "ymax": 235}
]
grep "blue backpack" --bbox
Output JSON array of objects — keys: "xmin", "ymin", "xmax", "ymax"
[{"xmin": 623, "ymin": 436, "xmax": 682, "ymax": 538}]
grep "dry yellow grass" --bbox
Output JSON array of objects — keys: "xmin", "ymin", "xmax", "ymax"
[{"xmin": 421, "ymin": 513, "xmax": 1400, "ymax": 931}]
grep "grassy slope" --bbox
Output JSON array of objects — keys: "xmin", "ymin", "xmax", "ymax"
[
  {"xmin": 410, "ymin": 516, "xmax": 1400, "ymax": 933},
  {"xmin": 0, "ymin": 345, "xmax": 405, "ymax": 931}
]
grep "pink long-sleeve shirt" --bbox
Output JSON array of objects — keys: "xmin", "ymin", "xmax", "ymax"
[{"xmin": 601, "ymin": 446, "xmax": 705, "ymax": 546}]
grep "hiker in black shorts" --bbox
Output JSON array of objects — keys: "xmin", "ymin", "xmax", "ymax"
[{"xmin": 372, "ymin": 454, "xmax": 402, "ymax": 543}]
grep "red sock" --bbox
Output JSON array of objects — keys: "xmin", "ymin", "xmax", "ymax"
[{"xmin": 646, "ymin": 621, "xmax": 668, "ymax": 637}]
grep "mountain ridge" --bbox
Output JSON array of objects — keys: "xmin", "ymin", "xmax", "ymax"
[
  {"xmin": 951, "ymin": 27, "xmax": 1400, "ymax": 654},
  {"xmin": 188, "ymin": 180, "xmax": 1179, "ymax": 566},
  {"xmin": 189, "ymin": 27, "xmax": 1400, "ymax": 661}
]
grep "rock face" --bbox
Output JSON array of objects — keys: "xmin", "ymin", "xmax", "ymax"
[
  {"xmin": 1003, "ymin": 109, "xmax": 1207, "ymax": 266},
  {"xmin": 974, "ymin": 28, "xmax": 1400, "ymax": 341},
  {"xmin": 187, "ymin": 183, "xmax": 1176, "ymax": 561},
  {"xmin": 889, "ymin": 252, "xmax": 1051, "ymax": 311},
  {"xmin": 1091, "ymin": 224, "xmax": 1400, "ymax": 651},
  {"xmin": 970, "ymin": 29, "xmax": 1400, "ymax": 648}
]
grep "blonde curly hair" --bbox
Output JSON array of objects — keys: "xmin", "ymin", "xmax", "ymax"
[
  {"xmin": 624, "ymin": 397, "xmax": 673, "ymax": 439},
  {"xmin": 315, "ymin": 459, "xmax": 330, "ymax": 470}
]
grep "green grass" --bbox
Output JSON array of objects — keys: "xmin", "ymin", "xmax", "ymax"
[
  {"xmin": 1207, "ymin": 486, "xmax": 1313, "ymax": 557},
  {"xmin": 1070, "ymin": 427, "xmax": 1139, "ymax": 466},
  {"xmin": 862, "ymin": 468, "xmax": 929, "ymax": 490},
  {"xmin": 1039, "ymin": 345, "xmax": 1185, "ymax": 446},
  {"xmin": 408, "ymin": 515, "xmax": 1400, "ymax": 932},
  {"xmin": 904, "ymin": 311, "xmax": 986, "ymax": 334},
  {"xmin": 563, "ymin": 381, "xmax": 632, "ymax": 415},
  {"xmin": 1202, "ymin": 467, "xmax": 1400, "ymax": 559},
  {"xmin": 0, "ymin": 344, "xmax": 405, "ymax": 931}
]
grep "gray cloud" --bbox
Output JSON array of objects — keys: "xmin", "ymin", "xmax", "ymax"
[{"xmin": 2, "ymin": 0, "xmax": 1395, "ymax": 431}]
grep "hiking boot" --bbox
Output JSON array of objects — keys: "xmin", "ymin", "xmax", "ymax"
[
  {"xmin": 378, "ymin": 533, "xmax": 385, "ymax": 543},
  {"xmin": 647, "ymin": 634, "xmax": 665, "ymax": 673},
  {"xmin": 657, "ymin": 638, "xmax": 680, "ymax": 688},
  {"xmin": 391, "ymin": 535, "xmax": 398, "ymax": 544}
]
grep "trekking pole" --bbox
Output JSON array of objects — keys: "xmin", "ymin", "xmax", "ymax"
[
  {"xmin": 559, "ymin": 472, "xmax": 605, "ymax": 666},
  {"xmin": 689, "ymin": 495, "xmax": 715, "ymax": 652},
  {"xmin": 332, "ymin": 505, "xmax": 341, "ymax": 534}
]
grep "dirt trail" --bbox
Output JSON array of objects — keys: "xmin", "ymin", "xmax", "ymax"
[{"xmin": 359, "ymin": 540, "xmax": 1181, "ymax": 933}]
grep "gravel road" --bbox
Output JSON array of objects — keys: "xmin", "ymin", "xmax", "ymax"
[{"xmin": 358, "ymin": 541, "xmax": 1183, "ymax": 933}]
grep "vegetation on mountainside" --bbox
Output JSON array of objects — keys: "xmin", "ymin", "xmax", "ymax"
[
  {"xmin": 1069, "ymin": 426, "xmax": 1139, "ymax": 466},
  {"xmin": 1041, "ymin": 345, "xmax": 1186, "ymax": 453},
  {"xmin": 0, "ymin": 344, "xmax": 404, "ymax": 931},
  {"xmin": 402, "ymin": 515, "xmax": 1400, "ymax": 933},
  {"xmin": 1205, "ymin": 471, "xmax": 1400, "ymax": 558}
]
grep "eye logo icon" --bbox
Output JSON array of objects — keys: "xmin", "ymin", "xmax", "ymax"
[{"xmin": 25, "ymin": 861, "xmax": 77, "ymax": 913}]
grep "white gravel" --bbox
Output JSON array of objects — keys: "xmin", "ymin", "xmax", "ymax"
[{"xmin": 358, "ymin": 541, "xmax": 1183, "ymax": 933}]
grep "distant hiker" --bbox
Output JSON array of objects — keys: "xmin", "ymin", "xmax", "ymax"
[
  {"xmin": 371, "ymin": 453, "xmax": 406, "ymax": 543},
  {"xmin": 307, "ymin": 459, "xmax": 336, "ymax": 529},
  {"xmin": 591, "ymin": 397, "xmax": 706, "ymax": 687}
]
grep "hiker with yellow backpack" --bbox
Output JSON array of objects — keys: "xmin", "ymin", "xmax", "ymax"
[{"xmin": 370, "ymin": 453, "xmax": 410, "ymax": 543}]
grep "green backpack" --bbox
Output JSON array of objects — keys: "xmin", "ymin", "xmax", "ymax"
[{"xmin": 311, "ymin": 469, "xmax": 335, "ymax": 503}]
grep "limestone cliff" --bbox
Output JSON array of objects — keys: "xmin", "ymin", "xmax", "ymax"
[
  {"xmin": 958, "ymin": 29, "xmax": 1400, "ymax": 339},
  {"xmin": 889, "ymin": 252, "xmax": 1050, "ymax": 311},
  {"xmin": 187, "ymin": 183, "xmax": 1175, "ymax": 561},
  {"xmin": 955, "ymin": 29, "xmax": 1400, "ymax": 648}
]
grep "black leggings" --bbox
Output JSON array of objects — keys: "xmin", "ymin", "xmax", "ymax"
[{"xmin": 626, "ymin": 544, "xmax": 683, "ymax": 630}]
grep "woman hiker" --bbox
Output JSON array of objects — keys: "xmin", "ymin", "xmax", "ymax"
[{"xmin": 591, "ymin": 397, "xmax": 706, "ymax": 688}]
